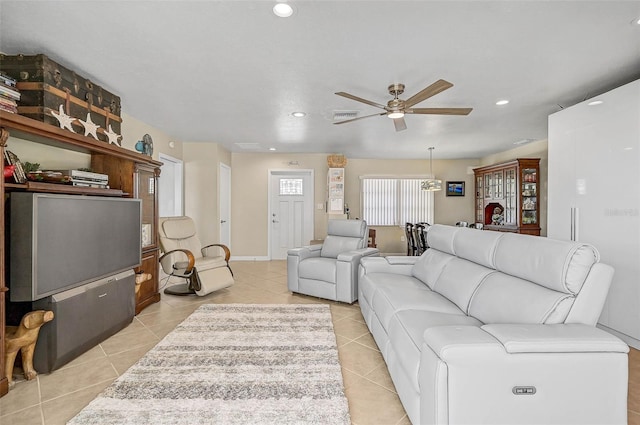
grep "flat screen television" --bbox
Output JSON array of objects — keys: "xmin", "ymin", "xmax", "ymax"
[{"xmin": 8, "ymin": 192, "xmax": 142, "ymax": 302}]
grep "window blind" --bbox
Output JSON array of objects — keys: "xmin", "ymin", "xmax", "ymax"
[{"xmin": 361, "ymin": 177, "xmax": 434, "ymax": 226}]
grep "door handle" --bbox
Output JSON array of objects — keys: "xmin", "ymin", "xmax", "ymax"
[
  {"xmin": 220, "ymin": 220, "xmax": 227, "ymax": 224},
  {"xmin": 272, "ymin": 220, "xmax": 279, "ymax": 223}
]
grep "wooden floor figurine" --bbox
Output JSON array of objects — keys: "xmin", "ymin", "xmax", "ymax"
[{"xmin": 5, "ymin": 310, "xmax": 54, "ymax": 387}]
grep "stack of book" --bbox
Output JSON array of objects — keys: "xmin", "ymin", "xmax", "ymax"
[
  {"xmin": 4, "ymin": 150, "xmax": 27, "ymax": 183},
  {"xmin": 0, "ymin": 72, "xmax": 20, "ymax": 114}
]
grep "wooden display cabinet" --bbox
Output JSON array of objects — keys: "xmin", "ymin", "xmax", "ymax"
[
  {"xmin": 474, "ymin": 158, "xmax": 540, "ymax": 235},
  {"xmin": 91, "ymin": 156, "xmax": 161, "ymax": 315},
  {"xmin": 134, "ymin": 164, "xmax": 161, "ymax": 313},
  {"xmin": 0, "ymin": 111, "xmax": 163, "ymax": 397}
]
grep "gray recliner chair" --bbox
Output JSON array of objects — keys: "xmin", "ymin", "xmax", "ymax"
[{"xmin": 287, "ymin": 219, "xmax": 379, "ymax": 303}]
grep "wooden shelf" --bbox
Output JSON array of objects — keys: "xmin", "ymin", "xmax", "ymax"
[
  {"xmin": 0, "ymin": 111, "xmax": 162, "ymax": 167},
  {"xmin": 5, "ymin": 181, "xmax": 126, "ymax": 197}
]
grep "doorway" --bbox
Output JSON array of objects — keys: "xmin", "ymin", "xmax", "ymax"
[
  {"xmin": 158, "ymin": 153, "xmax": 183, "ymax": 217},
  {"xmin": 269, "ymin": 170, "xmax": 314, "ymax": 260},
  {"xmin": 219, "ymin": 163, "xmax": 231, "ymax": 247}
]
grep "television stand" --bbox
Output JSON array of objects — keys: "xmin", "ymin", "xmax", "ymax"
[{"xmin": 31, "ymin": 270, "xmax": 135, "ymax": 373}]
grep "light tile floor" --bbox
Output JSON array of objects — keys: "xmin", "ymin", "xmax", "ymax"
[
  {"xmin": 0, "ymin": 261, "xmax": 408, "ymax": 425},
  {"xmin": 0, "ymin": 260, "xmax": 638, "ymax": 424}
]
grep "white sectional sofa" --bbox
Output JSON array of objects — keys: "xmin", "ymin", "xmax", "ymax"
[{"xmin": 358, "ymin": 224, "xmax": 629, "ymax": 425}]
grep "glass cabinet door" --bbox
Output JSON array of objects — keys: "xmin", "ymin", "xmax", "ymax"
[
  {"xmin": 521, "ymin": 167, "xmax": 538, "ymax": 225},
  {"xmin": 493, "ymin": 170, "xmax": 504, "ymax": 199},
  {"xmin": 475, "ymin": 176, "xmax": 483, "ymax": 222},
  {"xmin": 504, "ymin": 168, "xmax": 517, "ymax": 225},
  {"xmin": 484, "ymin": 174, "xmax": 492, "ymax": 198},
  {"xmin": 135, "ymin": 165, "xmax": 158, "ymax": 249}
]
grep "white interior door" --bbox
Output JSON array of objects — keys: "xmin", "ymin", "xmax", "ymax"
[
  {"xmin": 270, "ymin": 170, "xmax": 314, "ymax": 260},
  {"xmin": 219, "ymin": 163, "xmax": 231, "ymax": 247},
  {"xmin": 158, "ymin": 153, "xmax": 183, "ymax": 217}
]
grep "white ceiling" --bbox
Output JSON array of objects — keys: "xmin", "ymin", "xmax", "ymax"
[{"xmin": 1, "ymin": 1, "xmax": 639, "ymax": 159}]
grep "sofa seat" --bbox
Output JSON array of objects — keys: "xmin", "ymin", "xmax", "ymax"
[
  {"xmin": 388, "ymin": 309, "xmax": 482, "ymax": 394},
  {"xmin": 175, "ymin": 255, "xmax": 227, "ymax": 273},
  {"xmin": 358, "ymin": 224, "xmax": 629, "ymax": 425},
  {"xmin": 298, "ymin": 256, "xmax": 338, "ymax": 283},
  {"xmin": 361, "ymin": 273, "xmax": 468, "ymax": 331}
]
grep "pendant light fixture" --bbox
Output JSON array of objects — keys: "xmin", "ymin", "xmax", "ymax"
[{"xmin": 421, "ymin": 147, "xmax": 442, "ymax": 191}]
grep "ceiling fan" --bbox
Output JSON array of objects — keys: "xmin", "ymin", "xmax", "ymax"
[{"xmin": 334, "ymin": 79, "xmax": 472, "ymax": 131}]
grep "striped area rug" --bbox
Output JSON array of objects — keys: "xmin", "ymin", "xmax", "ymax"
[{"xmin": 69, "ymin": 304, "xmax": 350, "ymax": 425}]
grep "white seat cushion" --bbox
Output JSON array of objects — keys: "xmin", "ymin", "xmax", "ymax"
[
  {"xmin": 298, "ymin": 257, "xmax": 337, "ymax": 283},
  {"xmin": 388, "ymin": 309, "xmax": 483, "ymax": 392}
]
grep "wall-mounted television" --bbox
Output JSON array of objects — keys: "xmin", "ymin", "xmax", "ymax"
[{"xmin": 8, "ymin": 193, "xmax": 142, "ymax": 302}]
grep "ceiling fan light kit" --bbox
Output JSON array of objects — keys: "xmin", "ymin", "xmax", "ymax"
[{"xmin": 334, "ymin": 79, "xmax": 472, "ymax": 131}]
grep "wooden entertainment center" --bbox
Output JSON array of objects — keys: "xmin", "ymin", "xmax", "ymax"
[{"xmin": 0, "ymin": 111, "xmax": 162, "ymax": 397}]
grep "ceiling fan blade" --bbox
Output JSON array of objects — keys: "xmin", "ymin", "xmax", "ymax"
[
  {"xmin": 333, "ymin": 112, "xmax": 386, "ymax": 125},
  {"xmin": 404, "ymin": 79, "xmax": 454, "ymax": 108},
  {"xmin": 393, "ymin": 117, "xmax": 407, "ymax": 132},
  {"xmin": 406, "ymin": 107, "xmax": 473, "ymax": 115},
  {"xmin": 335, "ymin": 92, "xmax": 386, "ymax": 109}
]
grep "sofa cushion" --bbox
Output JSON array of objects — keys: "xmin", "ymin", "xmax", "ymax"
[
  {"xmin": 372, "ymin": 282, "xmax": 465, "ymax": 332},
  {"xmin": 320, "ymin": 235, "xmax": 362, "ymax": 258},
  {"xmin": 494, "ymin": 233, "xmax": 599, "ymax": 294},
  {"xmin": 412, "ymin": 249, "xmax": 454, "ymax": 290},
  {"xmin": 469, "ymin": 273, "xmax": 575, "ymax": 324},
  {"xmin": 425, "ymin": 224, "xmax": 458, "ymax": 255},
  {"xmin": 431, "ymin": 257, "xmax": 496, "ymax": 314},
  {"xmin": 452, "ymin": 227, "xmax": 504, "ymax": 268},
  {"xmin": 327, "ymin": 219, "xmax": 367, "ymax": 238},
  {"xmin": 360, "ymin": 272, "xmax": 427, "ymax": 308},
  {"xmin": 387, "ymin": 310, "xmax": 483, "ymax": 392},
  {"xmin": 194, "ymin": 255, "xmax": 228, "ymax": 272},
  {"xmin": 298, "ymin": 257, "xmax": 337, "ymax": 283},
  {"xmin": 161, "ymin": 217, "xmax": 197, "ymax": 239}
]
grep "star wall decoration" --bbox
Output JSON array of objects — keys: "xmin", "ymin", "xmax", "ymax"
[
  {"xmin": 51, "ymin": 105, "xmax": 76, "ymax": 132},
  {"xmin": 78, "ymin": 113, "xmax": 100, "ymax": 139},
  {"xmin": 103, "ymin": 124, "xmax": 122, "ymax": 146}
]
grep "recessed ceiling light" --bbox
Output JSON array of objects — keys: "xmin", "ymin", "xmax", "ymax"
[
  {"xmin": 291, "ymin": 111, "xmax": 306, "ymax": 117},
  {"xmin": 496, "ymin": 100, "xmax": 509, "ymax": 106},
  {"xmin": 273, "ymin": 3, "xmax": 294, "ymax": 18},
  {"xmin": 269, "ymin": 147, "xmax": 277, "ymax": 151},
  {"xmin": 588, "ymin": 100, "xmax": 603, "ymax": 106}
]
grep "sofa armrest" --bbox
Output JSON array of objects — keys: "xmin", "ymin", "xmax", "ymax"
[
  {"xmin": 334, "ymin": 248, "xmax": 379, "ymax": 303},
  {"xmin": 481, "ymin": 323, "xmax": 629, "ymax": 354},
  {"xmin": 419, "ymin": 325, "xmax": 629, "ymax": 425},
  {"xmin": 424, "ymin": 324, "xmax": 628, "ymax": 358},
  {"xmin": 359, "ymin": 256, "xmax": 416, "ymax": 276},
  {"xmin": 337, "ymin": 247, "xmax": 379, "ymax": 262},
  {"xmin": 287, "ymin": 245, "xmax": 321, "ymax": 294},
  {"xmin": 287, "ymin": 244, "xmax": 322, "ymax": 261}
]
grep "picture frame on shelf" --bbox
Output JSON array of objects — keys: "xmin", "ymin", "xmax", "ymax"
[
  {"xmin": 141, "ymin": 223, "xmax": 151, "ymax": 247},
  {"xmin": 446, "ymin": 181, "xmax": 465, "ymax": 197}
]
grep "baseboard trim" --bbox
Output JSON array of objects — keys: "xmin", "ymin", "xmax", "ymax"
[{"xmin": 231, "ymin": 256, "xmax": 271, "ymax": 262}]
